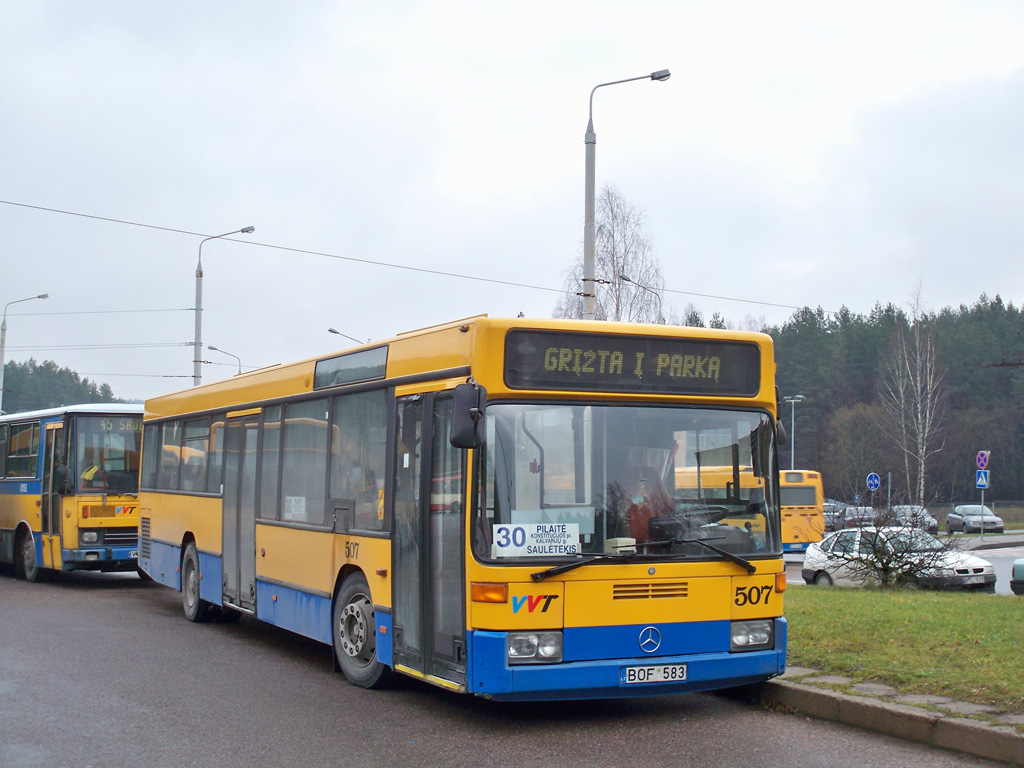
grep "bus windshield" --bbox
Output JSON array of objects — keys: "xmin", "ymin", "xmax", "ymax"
[
  {"xmin": 74, "ymin": 414, "xmax": 143, "ymax": 494},
  {"xmin": 473, "ymin": 403, "xmax": 780, "ymax": 563}
]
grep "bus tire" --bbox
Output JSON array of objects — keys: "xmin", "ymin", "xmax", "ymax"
[
  {"xmin": 136, "ymin": 567, "xmax": 153, "ymax": 582},
  {"xmin": 16, "ymin": 531, "xmax": 39, "ymax": 583},
  {"xmin": 181, "ymin": 543, "xmax": 210, "ymax": 622},
  {"xmin": 333, "ymin": 572, "xmax": 390, "ymax": 689}
]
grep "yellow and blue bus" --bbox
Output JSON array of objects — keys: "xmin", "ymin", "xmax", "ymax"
[
  {"xmin": 779, "ymin": 470, "xmax": 825, "ymax": 553},
  {"xmin": 0, "ymin": 404, "xmax": 143, "ymax": 581},
  {"xmin": 139, "ymin": 317, "xmax": 786, "ymax": 700}
]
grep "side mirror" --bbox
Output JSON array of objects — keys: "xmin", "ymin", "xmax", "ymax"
[
  {"xmin": 450, "ymin": 381, "xmax": 487, "ymax": 449},
  {"xmin": 776, "ymin": 418, "xmax": 788, "ymax": 446}
]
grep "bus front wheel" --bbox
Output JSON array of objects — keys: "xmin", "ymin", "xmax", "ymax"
[
  {"xmin": 181, "ymin": 543, "xmax": 210, "ymax": 622},
  {"xmin": 333, "ymin": 572, "xmax": 390, "ymax": 689},
  {"xmin": 16, "ymin": 531, "xmax": 39, "ymax": 582}
]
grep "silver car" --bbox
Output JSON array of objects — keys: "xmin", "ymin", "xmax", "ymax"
[
  {"xmin": 946, "ymin": 504, "xmax": 1005, "ymax": 534},
  {"xmin": 802, "ymin": 527, "xmax": 996, "ymax": 591}
]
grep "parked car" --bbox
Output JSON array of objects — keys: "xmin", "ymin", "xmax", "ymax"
[
  {"xmin": 878, "ymin": 504, "xmax": 939, "ymax": 534},
  {"xmin": 802, "ymin": 526, "xmax": 995, "ymax": 591},
  {"xmin": 946, "ymin": 504, "xmax": 1005, "ymax": 534},
  {"xmin": 841, "ymin": 505, "xmax": 876, "ymax": 528},
  {"xmin": 823, "ymin": 499, "xmax": 847, "ymax": 532},
  {"xmin": 1012, "ymin": 559, "xmax": 1024, "ymax": 596}
]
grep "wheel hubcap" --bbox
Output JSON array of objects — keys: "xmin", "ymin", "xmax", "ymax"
[
  {"xmin": 185, "ymin": 564, "xmax": 197, "ymax": 607},
  {"xmin": 339, "ymin": 594, "xmax": 374, "ymax": 664},
  {"xmin": 22, "ymin": 537, "xmax": 35, "ymax": 571}
]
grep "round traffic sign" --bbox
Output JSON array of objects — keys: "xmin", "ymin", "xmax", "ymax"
[
  {"xmin": 976, "ymin": 451, "xmax": 990, "ymax": 470},
  {"xmin": 866, "ymin": 472, "xmax": 880, "ymax": 491}
]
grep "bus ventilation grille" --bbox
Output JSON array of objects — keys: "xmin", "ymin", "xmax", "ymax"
[
  {"xmin": 613, "ymin": 582, "xmax": 689, "ymax": 600},
  {"xmin": 140, "ymin": 517, "xmax": 151, "ymax": 559}
]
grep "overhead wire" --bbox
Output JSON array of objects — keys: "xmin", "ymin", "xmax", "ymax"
[{"xmin": 0, "ymin": 198, "xmax": 813, "ymax": 312}]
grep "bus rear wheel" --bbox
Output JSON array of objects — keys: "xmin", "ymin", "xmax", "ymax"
[
  {"xmin": 16, "ymin": 531, "xmax": 39, "ymax": 582},
  {"xmin": 333, "ymin": 572, "xmax": 390, "ymax": 689},
  {"xmin": 181, "ymin": 543, "xmax": 210, "ymax": 622}
]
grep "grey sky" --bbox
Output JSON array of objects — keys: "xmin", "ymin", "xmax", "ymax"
[{"xmin": 3, "ymin": 2, "xmax": 1023, "ymax": 402}]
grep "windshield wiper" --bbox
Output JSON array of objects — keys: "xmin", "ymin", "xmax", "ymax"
[
  {"xmin": 675, "ymin": 536, "xmax": 757, "ymax": 574},
  {"xmin": 530, "ymin": 552, "xmax": 639, "ymax": 582}
]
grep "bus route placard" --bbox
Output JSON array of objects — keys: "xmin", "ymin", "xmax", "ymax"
[{"xmin": 504, "ymin": 329, "xmax": 761, "ymax": 396}]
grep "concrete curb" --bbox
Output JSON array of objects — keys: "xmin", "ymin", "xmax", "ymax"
[{"xmin": 747, "ymin": 679, "xmax": 1024, "ymax": 766}]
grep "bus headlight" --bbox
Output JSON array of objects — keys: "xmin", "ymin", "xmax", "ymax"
[
  {"xmin": 730, "ymin": 620, "xmax": 774, "ymax": 651},
  {"xmin": 507, "ymin": 631, "xmax": 563, "ymax": 664},
  {"xmin": 81, "ymin": 531, "xmax": 100, "ymax": 545}
]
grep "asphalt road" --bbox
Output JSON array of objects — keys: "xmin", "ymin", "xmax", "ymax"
[{"xmin": 0, "ymin": 566, "xmax": 1008, "ymax": 768}]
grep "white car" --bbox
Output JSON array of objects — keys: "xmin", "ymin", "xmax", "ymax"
[{"xmin": 802, "ymin": 526, "xmax": 996, "ymax": 592}]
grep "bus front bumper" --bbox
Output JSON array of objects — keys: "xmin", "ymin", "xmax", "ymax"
[
  {"xmin": 62, "ymin": 546, "xmax": 139, "ymax": 571},
  {"xmin": 468, "ymin": 618, "xmax": 787, "ymax": 701}
]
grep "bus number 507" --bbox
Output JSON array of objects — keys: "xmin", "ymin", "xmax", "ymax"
[{"xmin": 734, "ymin": 585, "xmax": 772, "ymax": 606}]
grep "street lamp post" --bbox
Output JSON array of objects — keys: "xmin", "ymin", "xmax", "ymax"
[
  {"xmin": 194, "ymin": 226, "xmax": 254, "ymax": 386},
  {"xmin": 783, "ymin": 395, "xmax": 806, "ymax": 470},
  {"xmin": 583, "ymin": 69, "xmax": 671, "ymax": 321},
  {"xmin": 208, "ymin": 345, "xmax": 242, "ymax": 375},
  {"xmin": 618, "ymin": 272, "xmax": 664, "ymax": 323},
  {"xmin": 328, "ymin": 328, "xmax": 366, "ymax": 345},
  {"xmin": 0, "ymin": 293, "xmax": 49, "ymax": 414}
]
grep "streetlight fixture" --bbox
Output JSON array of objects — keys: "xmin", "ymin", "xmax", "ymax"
[
  {"xmin": 783, "ymin": 395, "xmax": 806, "ymax": 470},
  {"xmin": 194, "ymin": 226, "xmax": 255, "ymax": 386},
  {"xmin": 618, "ymin": 273, "xmax": 664, "ymax": 324},
  {"xmin": 328, "ymin": 328, "xmax": 366, "ymax": 345},
  {"xmin": 208, "ymin": 345, "xmax": 242, "ymax": 376},
  {"xmin": 583, "ymin": 69, "xmax": 671, "ymax": 321},
  {"xmin": 0, "ymin": 293, "xmax": 49, "ymax": 413}
]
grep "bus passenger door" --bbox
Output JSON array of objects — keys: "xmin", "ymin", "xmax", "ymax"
[
  {"xmin": 41, "ymin": 425, "xmax": 64, "ymax": 569},
  {"xmin": 223, "ymin": 415, "xmax": 259, "ymax": 612},
  {"xmin": 392, "ymin": 395, "xmax": 466, "ymax": 687}
]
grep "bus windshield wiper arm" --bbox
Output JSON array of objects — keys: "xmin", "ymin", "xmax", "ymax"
[
  {"xmin": 531, "ymin": 553, "xmax": 635, "ymax": 582},
  {"xmin": 677, "ymin": 537, "xmax": 757, "ymax": 574}
]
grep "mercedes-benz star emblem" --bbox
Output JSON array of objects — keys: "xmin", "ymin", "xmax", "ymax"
[{"xmin": 639, "ymin": 626, "xmax": 661, "ymax": 653}]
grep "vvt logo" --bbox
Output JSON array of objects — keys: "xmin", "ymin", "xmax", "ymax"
[
  {"xmin": 512, "ymin": 595, "xmax": 560, "ymax": 613},
  {"xmin": 639, "ymin": 626, "xmax": 662, "ymax": 653}
]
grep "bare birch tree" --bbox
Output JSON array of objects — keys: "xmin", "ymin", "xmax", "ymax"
[
  {"xmin": 878, "ymin": 297, "xmax": 945, "ymax": 506},
  {"xmin": 554, "ymin": 184, "xmax": 665, "ymax": 322}
]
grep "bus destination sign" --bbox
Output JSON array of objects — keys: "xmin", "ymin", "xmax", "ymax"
[{"xmin": 504, "ymin": 330, "xmax": 762, "ymax": 396}]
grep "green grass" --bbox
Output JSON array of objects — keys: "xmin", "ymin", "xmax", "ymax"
[{"xmin": 785, "ymin": 587, "xmax": 1024, "ymax": 712}]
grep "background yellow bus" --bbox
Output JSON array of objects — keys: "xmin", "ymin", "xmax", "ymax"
[
  {"xmin": 138, "ymin": 316, "xmax": 786, "ymax": 700},
  {"xmin": 0, "ymin": 404, "xmax": 142, "ymax": 581},
  {"xmin": 779, "ymin": 469, "xmax": 825, "ymax": 553}
]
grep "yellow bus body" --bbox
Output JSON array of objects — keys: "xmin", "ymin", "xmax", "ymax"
[
  {"xmin": 1, "ymin": 405, "xmax": 142, "ymax": 580},
  {"xmin": 138, "ymin": 316, "xmax": 786, "ymax": 700},
  {"xmin": 779, "ymin": 469, "xmax": 825, "ymax": 552}
]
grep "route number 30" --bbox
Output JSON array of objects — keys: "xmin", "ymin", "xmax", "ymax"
[{"xmin": 734, "ymin": 585, "xmax": 773, "ymax": 606}]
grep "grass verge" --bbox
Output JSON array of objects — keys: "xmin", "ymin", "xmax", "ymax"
[{"xmin": 785, "ymin": 587, "xmax": 1024, "ymax": 712}]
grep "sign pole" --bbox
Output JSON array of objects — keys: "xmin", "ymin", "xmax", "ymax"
[{"xmin": 979, "ymin": 487, "xmax": 985, "ymax": 543}]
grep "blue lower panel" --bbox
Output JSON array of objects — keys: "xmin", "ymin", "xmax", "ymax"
[
  {"xmin": 62, "ymin": 546, "xmax": 139, "ymax": 570},
  {"xmin": 783, "ymin": 542, "xmax": 809, "ymax": 553},
  {"xmin": 143, "ymin": 540, "xmax": 181, "ymax": 590},
  {"xmin": 197, "ymin": 551, "xmax": 222, "ymax": 604},
  {"xmin": 376, "ymin": 611, "xmax": 393, "ymax": 667},
  {"xmin": 469, "ymin": 618, "xmax": 787, "ymax": 701},
  {"xmin": 255, "ymin": 579, "xmax": 332, "ymax": 645}
]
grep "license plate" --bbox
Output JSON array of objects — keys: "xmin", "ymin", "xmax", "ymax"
[
  {"xmin": 129, "ymin": 551, "xmax": 138, "ymax": 559},
  {"xmin": 621, "ymin": 664, "xmax": 688, "ymax": 684},
  {"xmin": 963, "ymin": 575, "xmax": 984, "ymax": 585}
]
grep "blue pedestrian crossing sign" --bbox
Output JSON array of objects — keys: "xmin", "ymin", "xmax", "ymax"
[
  {"xmin": 866, "ymin": 473, "xmax": 880, "ymax": 491},
  {"xmin": 976, "ymin": 470, "xmax": 990, "ymax": 489}
]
